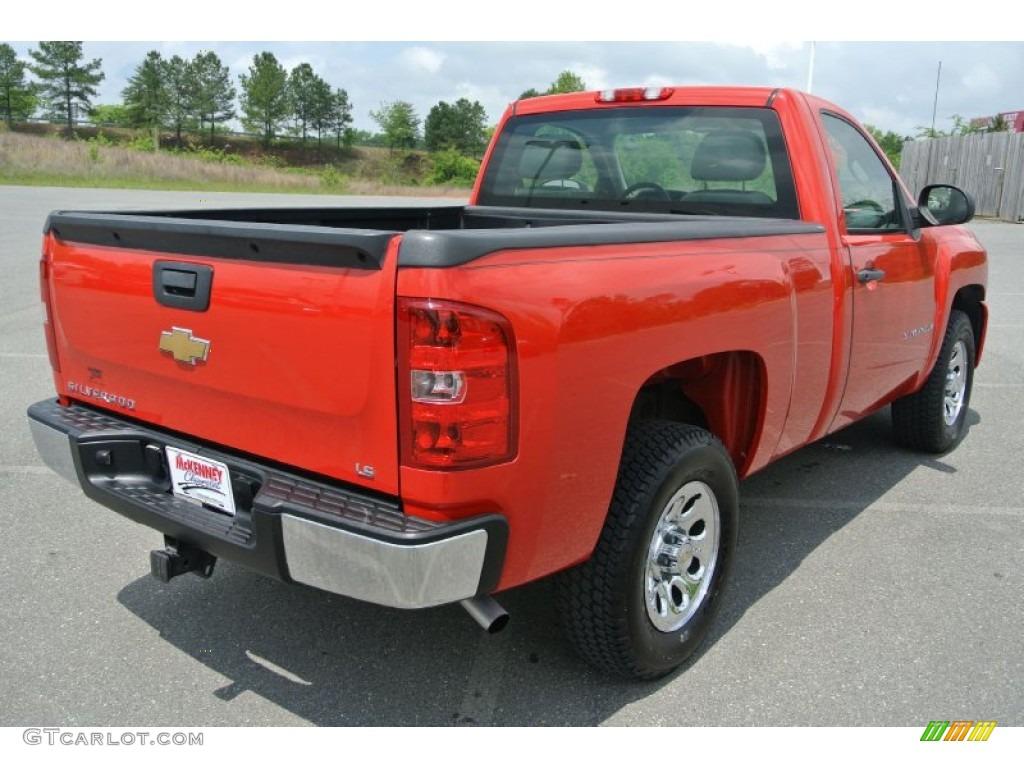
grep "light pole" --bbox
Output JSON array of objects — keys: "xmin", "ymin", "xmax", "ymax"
[
  {"xmin": 930, "ymin": 61, "xmax": 942, "ymax": 137},
  {"xmin": 923, "ymin": 60, "xmax": 943, "ymax": 186},
  {"xmin": 806, "ymin": 42, "xmax": 816, "ymax": 93}
]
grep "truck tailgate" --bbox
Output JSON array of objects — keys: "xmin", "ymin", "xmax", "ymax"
[{"xmin": 42, "ymin": 215, "xmax": 402, "ymax": 494}]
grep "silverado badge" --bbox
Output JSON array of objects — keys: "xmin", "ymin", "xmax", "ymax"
[{"xmin": 159, "ymin": 327, "xmax": 210, "ymax": 365}]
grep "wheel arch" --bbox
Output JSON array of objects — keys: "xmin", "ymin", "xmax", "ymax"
[
  {"xmin": 952, "ymin": 284, "xmax": 987, "ymax": 365},
  {"xmin": 627, "ymin": 350, "xmax": 767, "ymax": 476}
]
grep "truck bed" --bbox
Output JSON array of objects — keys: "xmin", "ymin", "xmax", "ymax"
[
  {"xmin": 46, "ymin": 204, "xmax": 824, "ymax": 269},
  {"xmin": 42, "ymin": 203, "xmax": 823, "ymax": 492}
]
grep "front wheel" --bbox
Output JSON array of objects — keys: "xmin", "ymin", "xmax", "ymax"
[
  {"xmin": 892, "ymin": 309, "xmax": 976, "ymax": 453},
  {"xmin": 555, "ymin": 421, "xmax": 738, "ymax": 679}
]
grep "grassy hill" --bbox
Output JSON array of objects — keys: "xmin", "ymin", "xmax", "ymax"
[{"xmin": 0, "ymin": 123, "xmax": 472, "ymax": 197}]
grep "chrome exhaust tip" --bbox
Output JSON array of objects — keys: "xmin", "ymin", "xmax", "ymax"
[{"xmin": 460, "ymin": 595, "xmax": 509, "ymax": 634}]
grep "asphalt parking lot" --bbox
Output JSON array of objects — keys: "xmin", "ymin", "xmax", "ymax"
[{"xmin": 1, "ymin": 186, "xmax": 1021, "ymax": 727}]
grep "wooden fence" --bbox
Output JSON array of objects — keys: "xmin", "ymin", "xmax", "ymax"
[{"xmin": 900, "ymin": 132, "xmax": 1024, "ymax": 222}]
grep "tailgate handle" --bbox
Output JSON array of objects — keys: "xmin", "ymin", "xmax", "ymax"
[
  {"xmin": 162, "ymin": 269, "xmax": 197, "ymax": 295},
  {"xmin": 154, "ymin": 261, "xmax": 213, "ymax": 311}
]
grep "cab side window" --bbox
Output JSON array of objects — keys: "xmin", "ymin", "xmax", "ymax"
[{"xmin": 822, "ymin": 113, "xmax": 903, "ymax": 232}]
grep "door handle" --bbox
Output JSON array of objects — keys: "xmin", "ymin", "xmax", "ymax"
[
  {"xmin": 857, "ymin": 268, "xmax": 886, "ymax": 284},
  {"xmin": 153, "ymin": 261, "xmax": 213, "ymax": 311}
]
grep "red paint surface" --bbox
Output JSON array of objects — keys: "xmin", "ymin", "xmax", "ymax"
[
  {"xmin": 44, "ymin": 87, "xmax": 988, "ymax": 592},
  {"xmin": 46, "ymin": 235, "xmax": 403, "ymax": 494}
]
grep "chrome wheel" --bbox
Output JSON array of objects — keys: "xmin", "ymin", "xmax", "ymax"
[
  {"xmin": 944, "ymin": 339, "xmax": 968, "ymax": 427},
  {"xmin": 645, "ymin": 480, "xmax": 720, "ymax": 633}
]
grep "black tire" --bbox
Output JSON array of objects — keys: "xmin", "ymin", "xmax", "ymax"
[
  {"xmin": 555, "ymin": 421, "xmax": 739, "ymax": 680},
  {"xmin": 892, "ymin": 309, "xmax": 975, "ymax": 453}
]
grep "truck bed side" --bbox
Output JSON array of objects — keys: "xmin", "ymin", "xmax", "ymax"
[{"xmin": 396, "ymin": 228, "xmax": 836, "ymax": 588}]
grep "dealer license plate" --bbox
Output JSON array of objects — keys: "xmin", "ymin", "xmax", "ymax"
[{"xmin": 165, "ymin": 446, "xmax": 237, "ymax": 516}]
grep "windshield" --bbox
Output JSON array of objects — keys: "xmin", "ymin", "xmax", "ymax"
[{"xmin": 477, "ymin": 106, "xmax": 799, "ymax": 219}]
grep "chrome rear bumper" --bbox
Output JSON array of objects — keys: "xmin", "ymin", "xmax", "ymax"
[{"xmin": 27, "ymin": 399, "xmax": 507, "ymax": 609}]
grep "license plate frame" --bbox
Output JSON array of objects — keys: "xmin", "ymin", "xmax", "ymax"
[{"xmin": 165, "ymin": 446, "xmax": 237, "ymax": 516}]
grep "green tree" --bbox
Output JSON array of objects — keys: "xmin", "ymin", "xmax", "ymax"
[
  {"xmin": 307, "ymin": 77, "xmax": 334, "ymax": 152},
  {"xmin": 122, "ymin": 50, "xmax": 168, "ymax": 149},
  {"xmin": 916, "ymin": 113, "xmax": 981, "ymax": 140},
  {"xmin": 370, "ymin": 100, "xmax": 419, "ymax": 155},
  {"xmin": 287, "ymin": 62, "xmax": 321, "ymax": 143},
  {"xmin": 89, "ymin": 103, "xmax": 131, "ymax": 127},
  {"xmin": 864, "ymin": 124, "xmax": 906, "ymax": 169},
  {"xmin": 989, "ymin": 114, "xmax": 1009, "ymax": 133},
  {"xmin": 915, "ymin": 125, "xmax": 947, "ymax": 139},
  {"xmin": 347, "ymin": 127, "xmax": 377, "ymax": 147},
  {"xmin": 239, "ymin": 52, "xmax": 289, "ymax": 147},
  {"xmin": 547, "ymin": 70, "xmax": 586, "ymax": 94},
  {"xmin": 424, "ymin": 97, "xmax": 488, "ymax": 154},
  {"xmin": 950, "ymin": 114, "xmax": 979, "ymax": 136},
  {"xmin": 517, "ymin": 71, "xmax": 587, "ymax": 101},
  {"xmin": 191, "ymin": 51, "xmax": 235, "ymax": 144},
  {"xmin": 329, "ymin": 88, "xmax": 354, "ymax": 149},
  {"xmin": 0, "ymin": 43, "xmax": 36, "ymax": 125},
  {"xmin": 429, "ymin": 147, "xmax": 481, "ymax": 186},
  {"xmin": 165, "ymin": 55, "xmax": 196, "ymax": 145},
  {"xmin": 28, "ymin": 41, "xmax": 105, "ymax": 138}
]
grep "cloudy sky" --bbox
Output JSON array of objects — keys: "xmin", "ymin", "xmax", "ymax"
[{"xmin": 7, "ymin": 5, "xmax": 1020, "ymax": 137}]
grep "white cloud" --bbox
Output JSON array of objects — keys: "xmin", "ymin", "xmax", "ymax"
[
  {"xmin": 960, "ymin": 64, "xmax": 1001, "ymax": 97},
  {"xmin": 399, "ymin": 46, "xmax": 446, "ymax": 74},
  {"xmin": 570, "ymin": 65, "xmax": 610, "ymax": 90},
  {"xmin": 231, "ymin": 54, "xmax": 255, "ymax": 76},
  {"xmin": 722, "ymin": 40, "xmax": 806, "ymax": 70},
  {"xmin": 860, "ymin": 105, "xmax": 914, "ymax": 135},
  {"xmin": 640, "ymin": 73, "xmax": 677, "ymax": 88},
  {"xmin": 280, "ymin": 54, "xmax": 328, "ymax": 74}
]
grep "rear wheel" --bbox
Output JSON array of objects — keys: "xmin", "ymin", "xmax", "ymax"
[
  {"xmin": 555, "ymin": 421, "xmax": 738, "ymax": 679},
  {"xmin": 892, "ymin": 309, "xmax": 975, "ymax": 453}
]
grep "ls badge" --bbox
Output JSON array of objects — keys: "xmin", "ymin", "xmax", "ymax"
[{"xmin": 159, "ymin": 327, "xmax": 210, "ymax": 365}]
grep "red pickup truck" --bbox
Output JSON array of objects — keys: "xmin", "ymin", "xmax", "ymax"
[{"xmin": 28, "ymin": 86, "xmax": 987, "ymax": 679}]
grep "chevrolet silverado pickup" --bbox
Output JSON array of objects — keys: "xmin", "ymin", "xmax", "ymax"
[{"xmin": 27, "ymin": 86, "xmax": 988, "ymax": 679}]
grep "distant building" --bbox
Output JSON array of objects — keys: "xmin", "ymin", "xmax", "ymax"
[{"xmin": 969, "ymin": 111, "xmax": 1024, "ymax": 133}]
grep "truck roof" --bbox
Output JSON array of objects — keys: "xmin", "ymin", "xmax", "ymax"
[
  {"xmin": 508, "ymin": 85, "xmax": 853, "ymax": 124},
  {"xmin": 512, "ymin": 85, "xmax": 782, "ymax": 113}
]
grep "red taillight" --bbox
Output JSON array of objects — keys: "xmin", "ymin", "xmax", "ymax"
[
  {"xmin": 398, "ymin": 298, "xmax": 517, "ymax": 469},
  {"xmin": 39, "ymin": 246, "xmax": 61, "ymax": 373},
  {"xmin": 596, "ymin": 87, "xmax": 674, "ymax": 103}
]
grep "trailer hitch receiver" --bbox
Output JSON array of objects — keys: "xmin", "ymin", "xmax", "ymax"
[{"xmin": 150, "ymin": 537, "xmax": 217, "ymax": 582}]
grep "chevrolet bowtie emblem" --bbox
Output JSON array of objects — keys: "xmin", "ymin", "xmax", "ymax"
[{"xmin": 159, "ymin": 327, "xmax": 210, "ymax": 365}]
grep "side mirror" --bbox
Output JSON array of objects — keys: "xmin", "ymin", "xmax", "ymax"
[{"xmin": 916, "ymin": 184, "xmax": 976, "ymax": 226}]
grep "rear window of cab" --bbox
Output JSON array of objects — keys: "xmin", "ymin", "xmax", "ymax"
[{"xmin": 477, "ymin": 106, "xmax": 799, "ymax": 220}]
